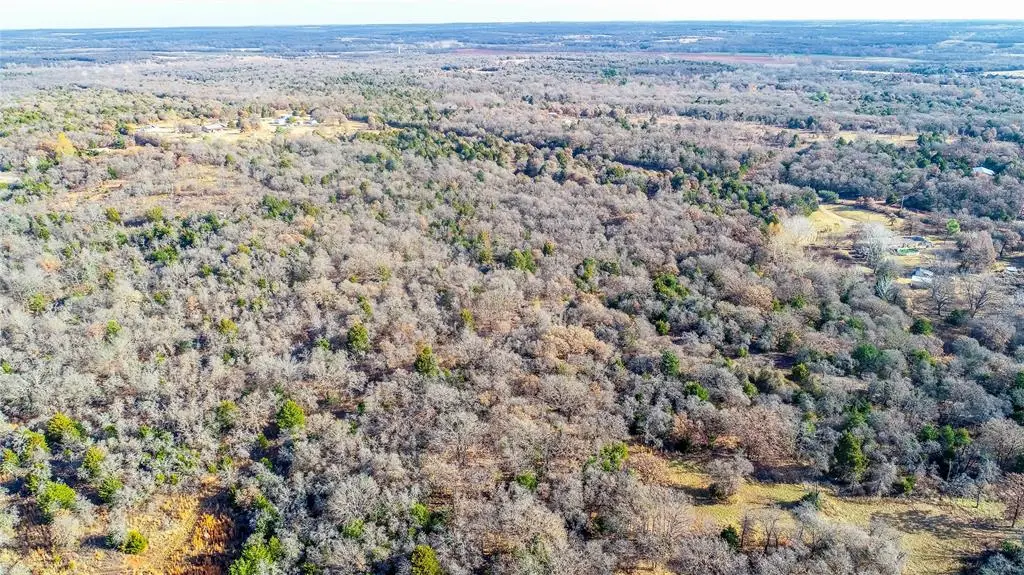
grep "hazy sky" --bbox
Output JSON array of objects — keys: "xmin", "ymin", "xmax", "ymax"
[{"xmin": 3, "ymin": 0, "xmax": 1024, "ymax": 30}]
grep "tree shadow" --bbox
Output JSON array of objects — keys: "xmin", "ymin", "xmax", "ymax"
[{"xmin": 874, "ymin": 506, "xmax": 1004, "ymax": 542}]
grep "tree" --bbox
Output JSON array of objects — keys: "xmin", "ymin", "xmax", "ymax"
[
  {"xmin": 957, "ymin": 232, "xmax": 997, "ymax": 272},
  {"xmin": 929, "ymin": 275, "xmax": 956, "ymax": 318},
  {"xmin": 854, "ymin": 223, "xmax": 897, "ymax": 269},
  {"xmin": 346, "ymin": 323, "xmax": 370, "ymax": 354},
  {"xmin": 507, "ymin": 249, "xmax": 537, "ymax": 273},
  {"xmin": 45, "ymin": 413, "xmax": 84, "ymax": 446},
  {"xmin": 998, "ymin": 473, "xmax": 1024, "ymax": 527},
  {"xmin": 98, "ymin": 475, "xmax": 123, "ymax": 504},
  {"xmin": 53, "ymin": 133, "xmax": 75, "ymax": 159},
  {"xmin": 910, "ymin": 317, "xmax": 933, "ymax": 335},
  {"xmin": 119, "ymin": 530, "xmax": 148, "ymax": 554},
  {"xmin": 962, "ymin": 274, "xmax": 1001, "ymax": 318},
  {"xmin": 832, "ymin": 431, "xmax": 867, "ymax": 483},
  {"xmin": 411, "ymin": 544, "xmax": 443, "ymax": 575},
  {"xmin": 414, "ymin": 345, "xmax": 439, "ymax": 377},
  {"xmin": 720, "ymin": 525, "xmax": 741, "ymax": 550},
  {"xmin": 276, "ymin": 399, "xmax": 306, "ymax": 431},
  {"xmin": 37, "ymin": 482, "xmax": 77, "ymax": 521},
  {"xmin": 707, "ymin": 455, "xmax": 754, "ymax": 501},
  {"xmin": 661, "ymin": 350, "xmax": 680, "ymax": 377},
  {"xmin": 946, "ymin": 218, "xmax": 961, "ymax": 236}
]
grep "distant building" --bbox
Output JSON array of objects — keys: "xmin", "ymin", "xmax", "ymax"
[
  {"xmin": 910, "ymin": 267, "xmax": 935, "ymax": 289},
  {"xmin": 201, "ymin": 122, "xmax": 226, "ymax": 133},
  {"xmin": 972, "ymin": 166, "xmax": 995, "ymax": 177},
  {"xmin": 902, "ymin": 235, "xmax": 933, "ymax": 247}
]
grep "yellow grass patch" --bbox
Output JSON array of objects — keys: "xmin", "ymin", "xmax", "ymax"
[
  {"xmin": 808, "ymin": 202, "xmax": 898, "ymax": 236},
  {"xmin": 17, "ymin": 482, "xmax": 234, "ymax": 575},
  {"xmin": 630, "ymin": 450, "xmax": 1015, "ymax": 575}
]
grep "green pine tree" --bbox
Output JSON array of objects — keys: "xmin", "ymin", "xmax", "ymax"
[{"xmin": 832, "ymin": 431, "xmax": 867, "ymax": 483}]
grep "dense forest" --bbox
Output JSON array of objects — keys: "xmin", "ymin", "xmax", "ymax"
[{"xmin": 1, "ymin": 23, "xmax": 1023, "ymax": 575}]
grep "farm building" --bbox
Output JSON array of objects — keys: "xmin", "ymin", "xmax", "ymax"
[
  {"xmin": 972, "ymin": 166, "xmax": 995, "ymax": 177},
  {"xmin": 910, "ymin": 267, "xmax": 935, "ymax": 289}
]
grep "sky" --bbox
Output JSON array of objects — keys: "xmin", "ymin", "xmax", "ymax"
[{"xmin": 2, "ymin": 0, "xmax": 1023, "ymax": 30}]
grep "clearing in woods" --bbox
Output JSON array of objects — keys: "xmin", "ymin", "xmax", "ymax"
[
  {"xmin": 630, "ymin": 449, "xmax": 1016, "ymax": 575},
  {"xmin": 9, "ymin": 482, "xmax": 235, "ymax": 575},
  {"xmin": 808, "ymin": 201, "xmax": 899, "ymax": 235}
]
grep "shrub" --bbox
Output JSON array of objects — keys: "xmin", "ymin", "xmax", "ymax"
[
  {"xmin": 683, "ymin": 381, "xmax": 710, "ymax": 402},
  {"xmin": 148, "ymin": 244, "xmax": 179, "ymax": 264},
  {"xmin": 145, "ymin": 206, "xmax": 164, "ymax": 223},
  {"xmin": 105, "ymin": 207, "xmax": 122, "ymax": 223},
  {"xmin": 507, "ymin": 249, "xmax": 537, "ymax": 273},
  {"xmin": 313, "ymin": 336, "xmax": 331, "ymax": 352},
  {"xmin": 411, "ymin": 502, "xmax": 432, "ymax": 528},
  {"xmin": 342, "ymin": 519, "xmax": 364, "ymax": 539},
  {"xmin": 215, "ymin": 400, "xmax": 238, "ymax": 431},
  {"xmin": 37, "ymin": 481, "xmax": 77, "ymax": 521},
  {"xmin": 832, "ymin": 431, "xmax": 867, "ymax": 483},
  {"xmin": 414, "ymin": 345, "xmax": 439, "ymax": 377},
  {"xmin": 346, "ymin": 323, "xmax": 370, "ymax": 354},
  {"xmin": 946, "ymin": 218, "xmax": 961, "ymax": 235},
  {"xmin": 228, "ymin": 537, "xmax": 281, "ymax": 575},
  {"xmin": 790, "ymin": 363, "xmax": 811, "ymax": 383},
  {"xmin": 910, "ymin": 317, "xmax": 933, "ymax": 335},
  {"xmin": 98, "ymin": 475, "xmax": 123, "ymax": 503},
  {"xmin": 217, "ymin": 318, "xmax": 238, "ymax": 336},
  {"xmin": 120, "ymin": 530, "xmax": 148, "ymax": 554},
  {"xmin": 26, "ymin": 293, "xmax": 48, "ymax": 314},
  {"xmin": 105, "ymin": 320, "xmax": 122, "ymax": 341},
  {"xmin": 82, "ymin": 446, "xmax": 105, "ymax": 478},
  {"xmin": 411, "ymin": 544, "xmax": 443, "ymax": 575},
  {"xmin": 895, "ymin": 475, "xmax": 916, "ymax": 495},
  {"xmin": 276, "ymin": 400, "xmax": 306, "ymax": 431},
  {"xmin": 1, "ymin": 448, "xmax": 18, "ymax": 474},
  {"xmin": 852, "ymin": 343, "xmax": 881, "ymax": 374},
  {"xmin": 45, "ymin": 412, "xmax": 84, "ymax": 445},
  {"xmin": 947, "ymin": 309, "xmax": 969, "ymax": 326},
  {"xmin": 261, "ymin": 195, "xmax": 296, "ymax": 221},
  {"xmin": 800, "ymin": 490, "xmax": 823, "ymax": 509},
  {"xmin": 653, "ymin": 273, "xmax": 688, "ymax": 300},
  {"xmin": 515, "ymin": 471, "xmax": 538, "ymax": 491},
  {"xmin": 720, "ymin": 525, "xmax": 741, "ymax": 550},
  {"xmin": 460, "ymin": 308, "xmax": 475, "ymax": 331},
  {"xmin": 661, "ymin": 351, "xmax": 680, "ymax": 377},
  {"xmin": 598, "ymin": 442, "xmax": 628, "ymax": 472},
  {"xmin": 21, "ymin": 429, "xmax": 48, "ymax": 456}
]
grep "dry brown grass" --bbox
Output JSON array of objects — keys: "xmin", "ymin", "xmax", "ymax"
[{"xmin": 15, "ymin": 480, "xmax": 235, "ymax": 575}]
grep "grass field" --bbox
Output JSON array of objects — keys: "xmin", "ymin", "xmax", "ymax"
[
  {"xmin": 11, "ymin": 479, "xmax": 234, "ymax": 575},
  {"xmin": 631, "ymin": 449, "xmax": 1016, "ymax": 575},
  {"xmin": 807, "ymin": 203, "xmax": 957, "ymax": 270},
  {"xmin": 137, "ymin": 113, "xmax": 370, "ymax": 144},
  {"xmin": 808, "ymin": 202, "xmax": 896, "ymax": 235}
]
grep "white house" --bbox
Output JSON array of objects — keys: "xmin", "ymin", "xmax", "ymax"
[{"xmin": 910, "ymin": 267, "xmax": 935, "ymax": 289}]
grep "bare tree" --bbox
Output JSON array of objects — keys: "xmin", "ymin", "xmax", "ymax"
[
  {"xmin": 961, "ymin": 274, "xmax": 1003, "ymax": 318},
  {"xmin": 929, "ymin": 275, "xmax": 956, "ymax": 318},
  {"xmin": 997, "ymin": 473, "xmax": 1024, "ymax": 527}
]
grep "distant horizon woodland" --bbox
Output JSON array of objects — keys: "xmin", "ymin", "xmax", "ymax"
[{"xmin": 3, "ymin": 0, "xmax": 1024, "ymax": 30}]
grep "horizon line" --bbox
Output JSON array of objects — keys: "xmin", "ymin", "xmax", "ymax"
[{"xmin": 4, "ymin": 17, "xmax": 1024, "ymax": 33}]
